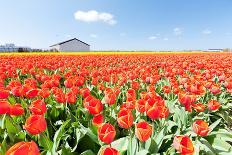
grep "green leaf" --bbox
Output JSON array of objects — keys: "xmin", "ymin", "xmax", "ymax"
[
  {"xmin": 145, "ymin": 138, "xmax": 158, "ymax": 154},
  {"xmin": 52, "ymin": 120, "xmax": 71, "ymax": 153},
  {"xmin": 127, "ymin": 136, "xmax": 137, "ymax": 155},
  {"xmin": 154, "ymin": 126, "xmax": 167, "ymax": 149},
  {"xmin": 0, "ymin": 131, "xmax": 7, "ymax": 155},
  {"xmin": 7, "ymin": 95, "xmax": 16, "ymax": 104},
  {"xmin": 5, "ymin": 115, "xmax": 21, "ymax": 142},
  {"xmin": 79, "ymin": 124, "xmax": 99, "ymax": 145},
  {"xmin": 38, "ymin": 133, "xmax": 53, "ymax": 152},
  {"xmin": 80, "ymin": 150, "xmax": 95, "ymax": 155},
  {"xmin": 71, "ymin": 128, "xmax": 86, "ymax": 152},
  {"xmin": 111, "ymin": 137, "xmax": 128, "ymax": 152},
  {"xmin": 0, "ymin": 114, "xmax": 6, "ymax": 129},
  {"xmin": 211, "ymin": 138, "xmax": 232, "ymax": 152},
  {"xmin": 136, "ymin": 149, "xmax": 149, "ymax": 155},
  {"xmin": 209, "ymin": 119, "xmax": 221, "ymax": 132},
  {"xmin": 198, "ymin": 137, "xmax": 217, "ymax": 154}
]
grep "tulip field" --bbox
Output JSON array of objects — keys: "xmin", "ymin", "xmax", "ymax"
[{"xmin": 0, "ymin": 52, "xmax": 232, "ymax": 155}]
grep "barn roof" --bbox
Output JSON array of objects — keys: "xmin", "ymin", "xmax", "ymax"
[{"xmin": 50, "ymin": 38, "xmax": 90, "ymax": 47}]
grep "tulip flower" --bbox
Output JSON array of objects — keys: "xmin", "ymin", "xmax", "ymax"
[
  {"xmin": 117, "ymin": 108, "xmax": 134, "ymax": 129},
  {"xmin": 92, "ymin": 114, "xmax": 104, "ymax": 127},
  {"xmin": 29, "ymin": 99, "xmax": 47, "ymax": 115},
  {"xmin": 192, "ymin": 120, "xmax": 209, "ymax": 136},
  {"xmin": 9, "ymin": 104, "xmax": 24, "ymax": 116},
  {"xmin": 84, "ymin": 96, "xmax": 103, "ymax": 115},
  {"xmin": 24, "ymin": 115, "xmax": 47, "ymax": 135},
  {"xmin": 173, "ymin": 135, "xmax": 194, "ymax": 155},
  {"xmin": 98, "ymin": 123, "xmax": 116, "ymax": 144},
  {"xmin": 25, "ymin": 89, "xmax": 39, "ymax": 98},
  {"xmin": 6, "ymin": 141, "xmax": 40, "ymax": 155},
  {"xmin": 100, "ymin": 147, "xmax": 120, "ymax": 155},
  {"xmin": 135, "ymin": 121, "xmax": 152, "ymax": 142},
  {"xmin": 0, "ymin": 88, "xmax": 10, "ymax": 99},
  {"xmin": 0, "ymin": 100, "xmax": 10, "ymax": 114},
  {"xmin": 208, "ymin": 100, "xmax": 221, "ymax": 111}
]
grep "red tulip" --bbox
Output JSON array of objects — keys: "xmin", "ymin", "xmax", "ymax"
[
  {"xmin": 208, "ymin": 100, "xmax": 221, "ymax": 111},
  {"xmin": 192, "ymin": 103, "xmax": 205, "ymax": 112},
  {"xmin": 29, "ymin": 99, "xmax": 47, "ymax": 115},
  {"xmin": 92, "ymin": 114, "xmax": 104, "ymax": 127},
  {"xmin": 64, "ymin": 78, "xmax": 74, "ymax": 88},
  {"xmin": 11, "ymin": 86, "xmax": 23, "ymax": 97},
  {"xmin": 117, "ymin": 108, "xmax": 134, "ymax": 129},
  {"xmin": 135, "ymin": 121, "xmax": 152, "ymax": 142},
  {"xmin": 25, "ymin": 89, "xmax": 39, "ymax": 98},
  {"xmin": 210, "ymin": 85, "xmax": 221, "ymax": 95},
  {"xmin": 80, "ymin": 88, "xmax": 90, "ymax": 98},
  {"xmin": 66, "ymin": 91, "xmax": 77, "ymax": 104},
  {"xmin": 54, "ymin": 93, "xmax": 66, "ymax": 103},
  {"xmin": 192, "ymin": 120, "xmax": 209, "ymax": 136},
  {"xmin": 98, "ymin": 123, "xmax": 116, "ymax": 144},
  {"xmin": 173, "ymin": 135, "xmax": 194, "ymax": 155},
  {"xmin": 135, "ymin": 99, "xmax": 146, "ymax": 113},
  {"xmin": 100, "ymin": 147, "xmax": 120, "ymax": 155},
  {"xmin": 131, "ymin": 81, "xmax": 140, "ymax": 90},
  {"xmin": 0, "ymin": 100, "xmax": 10, "ymax": 114},
  {"xmin": 104, "ymin": 92, "xmax": 116, "ymax": 105},
  {"xmin": 0, "ymin": 89, "xmax": 10, "ymax": 99},
  {"xmin": 84, "ymin": 96, "xmax": 103, "ymax": 115},
  {"xmin": 38, "ymin": 88, "xmax": 50, "ymax": 98},
  {"xmin": 24, "ymin": 115, "xmax": 47, "ymax": 135},
  {"xmin": 9, "ymin": 104, "xmax": 24, "ymax": 116},
  {"xmin": 6, "ymin": 141, "xmax": 40, "ymax": 155}
]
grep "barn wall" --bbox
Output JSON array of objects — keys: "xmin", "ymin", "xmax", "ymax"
[
  {"xmin": 59, "ymin": 40, "xmax": 90, "ymax": 52},
  {"xmin": 50, "ymin": 45, "xmax": 60, "ymax": 51}
]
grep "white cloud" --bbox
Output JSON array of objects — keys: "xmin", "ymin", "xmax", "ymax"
[
  {"xmin": 202, "ymin": 29, "xmax": 212, "ymax": 35},
  {"xmin": 149, "ymin": 36, "xmax": 157, "ymax": 40},
  {"xmin": 74, "ymin": 10, "xmax": 117, "ymax": 25},
  {"xmin": 90, "ymin": 34, "xmax": 97, "ymax": 38},
  {"xmin": 173, "ymin": 27, "xmax": 183, "ymax": 36},
  {"xmin": 163, "ymin": 38, "xmax": 169, "ymax": 41}
]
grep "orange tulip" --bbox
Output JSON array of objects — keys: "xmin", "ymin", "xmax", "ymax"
[
  {"xmin": 98, "ymin": 123, "xmax": 116, "ymax": 144},
  {"xmin": 117, "ymin": 108, "xmax": 134, "ymax": 129},
  {"xmin": 135, "ymin": 121, "xmax": 152, "ymax": 142},
  {"xmin": 24, "ymin": 115, "xmax": 47, "ymax": 135},
  {"xmin": 173, "ymin": 135, "xmax": 194, "ymax": 155},
  {"xmin": 83, "ymin": 96, "xmax": 103, "ymax": 115},
  {"xmin": 192, "ymin": 103, "xmax": 205, "ymax": 112},
  {"xmin": 208, "ymin": 100, "xmax": 221, "ymax": 111},
  {"xmin": 135, "ymin": 99, "xmax": 146, "ymax": 113},
  {"xmin": 192, "ymin": 120, "xmax": 209, "ymax": 136},
  {"xmin": 6, "ymin": 141, "xmax": 40, "ymax": 155}
]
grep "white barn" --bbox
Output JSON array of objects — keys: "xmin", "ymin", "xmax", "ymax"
[{"xmin": 50, "ymin": 38, "xmax": 90, "ymax": 52}]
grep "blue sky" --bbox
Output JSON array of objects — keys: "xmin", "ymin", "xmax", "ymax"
[{"xmin": 0, "ymin": 0, "xmax": 232, "ymax": 50}]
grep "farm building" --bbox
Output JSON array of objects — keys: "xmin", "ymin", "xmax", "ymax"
[{"xmin": 50, "ymin": 38, "xmax": 90, "ymax": 52}]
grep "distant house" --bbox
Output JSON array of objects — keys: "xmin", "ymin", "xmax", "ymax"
[
  {"xmin": 50, "ymin": 38, "xmax": 90, "ymax": 52},
  {"xmin": 0, "ymin": 43, "xmax": 31, "ymax": 52}
]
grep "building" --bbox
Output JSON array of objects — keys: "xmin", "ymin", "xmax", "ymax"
[
  {"xmin": 207, "ymin": 49, "xmax": 224, "ymax": 52},
  {"xmin": 0, "ymin": 43, "xmax": 31, "ymax": 52},
  {"xmin": 50, "ymin": 38, "xmax": 90, "ymax": 52}
]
